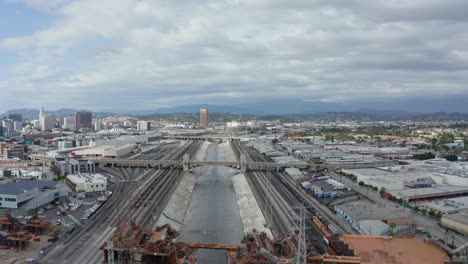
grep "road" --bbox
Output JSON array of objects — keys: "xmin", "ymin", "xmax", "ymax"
[
  {"xmin": 330, "ymin": 172, "xmax": 468, "ymax": 248},
  {"xmin": 178, "ymin": 143, "xmax": 244, "ymax": 263}
]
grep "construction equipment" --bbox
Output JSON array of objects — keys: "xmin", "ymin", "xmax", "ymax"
[{"xmin": 48, "ymin": 226, "xmax": 59, "ymax": 242}]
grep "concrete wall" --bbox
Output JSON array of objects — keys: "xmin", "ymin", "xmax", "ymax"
[
  {"xmin": 232, "ymin": 172, "xmax": 273, "ymax": 238},
  {"xmin": 155, "ymin": 172, "xmax": 197, "ymax": 230}
]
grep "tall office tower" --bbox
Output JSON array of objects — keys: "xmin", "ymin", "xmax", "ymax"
[
  {"xmin": 39, "ymin": 107, "xmax": 45, "ymax": 118},
  {"xmin": 8, "ymin": 114, "xmax": 22, "ymax": 122},
  {"xmin": 0, "ymin": 122, "xmax": 3, "ymax": 137},
  {"xmin": 137, "ymin": 121, "xmax": 151, "ymax": 131},
  {"xmin": 200, "ymin": 109, "xmax": 209, "ymax": 128},
  {"xmin": 94, "ymin": 122, "xmax": 102, "ymax": 131},
  {"xmin": 13, "ymin": 121, "xmax": 22, "ymax": 132},
  {"xmin": 63, "ymin": 116, "xmax": 75, "ymax": 130},
  {"xmin": 40, "ymin": 115, "xmax": 56, "ymax": 131},
  {"xmin": 2, "ymin": 120, "xmax": 14, "ymax": 131},
  {"xmin": 75, "ymin": 112, "xmax": 93, "ymax": 132}
]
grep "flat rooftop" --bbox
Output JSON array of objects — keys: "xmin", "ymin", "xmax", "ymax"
[
  {"xmin": 340, "ymin": 235, "xmax": 450, "ymax": 264},
  {"xmin": 336, "ymin": 199, "xmax": 411, "ymax": 221},
  {"xmin": 388, "ymin": 186, "xmax": 468, "ymax": 200},
  {"xmin": 0, "ymin": 180, "xmax": 57, "ymax": 195},
  {"xmin": 420, "ymin": 196, "xmax": 468, "ymax": 213}
]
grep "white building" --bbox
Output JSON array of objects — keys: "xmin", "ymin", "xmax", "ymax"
[
  {"xmin": 73, "ymin": 144, "xmax": 136, "ymax": 158},
  {"xmin": 67, "ymin": 173, "xmax": 107, "ymax": 192},
  {"xmin": 32, "ymin": 120, "xmax": 41, "ymax": 130},
  {"xmin": 13, "ymin": 121, "xmax": 22, "ymax": 132},
  {"xmin": 137, "ymin": 121, "xmax": 151, "ymax": 131},
  {"xmin": 58, "ymin": 141, "xmax": 74, "ymax": 150},
  {"xmin": 40, "ymin": 115, "xmax": 56, "ymax": 131},
  {"xmin": 94, "ymin": 122, "xmax": 102, "ymax": 131},
  {"xmin": 123, "ymin": 121, "xmax": 133, "ymax": 127},
  {"xmin": 0, "ymin": 180, "xmax": 66, "ymax": 209},
  {"xmin": 64, "ymin": 116, "xmax": 76, "ymax": 130}
]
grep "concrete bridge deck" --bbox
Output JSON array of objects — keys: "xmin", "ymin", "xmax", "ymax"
[{"xmin": 90, "ymin": 158, "xmax": 309, "ymax": 172}]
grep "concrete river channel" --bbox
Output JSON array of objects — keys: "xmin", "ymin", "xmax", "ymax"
[{"xmin": 178, "ymin": 143, "xmax": 244, "ymax": 263}]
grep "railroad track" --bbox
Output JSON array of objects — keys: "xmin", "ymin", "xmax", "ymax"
[
  {"xmin": 39, "ymin": 140, "xmax": 202, "ymax": 264},
  {"xmin": 230, "ymin": 141, "xmax": 345, "ymax": 253}
]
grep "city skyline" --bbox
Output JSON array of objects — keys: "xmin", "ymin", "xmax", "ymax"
[{"xmin": 1, "ymin": 0, "xmax": 468, "ymax": 111}]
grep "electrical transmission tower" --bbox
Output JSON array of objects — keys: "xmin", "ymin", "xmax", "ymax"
[{"xmin": 295, "ymin": 206, "xmax": 308, "ymax": 264}]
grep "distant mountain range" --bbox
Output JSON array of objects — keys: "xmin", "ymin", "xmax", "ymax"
[{"xmin": 2, "ymin": 96, "xmax": 467, "ymax": 120}]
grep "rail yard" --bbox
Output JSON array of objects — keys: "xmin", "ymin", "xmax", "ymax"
[
  {"xmin": 37, "ymin": 140, "xmax": 202, "ymax": 264},
  {"xmin": 1, "ymin": 136, "xmax": 461, "ymax": 264}
]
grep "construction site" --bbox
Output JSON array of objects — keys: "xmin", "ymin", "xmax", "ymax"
[{"xmin": 0, "ymin": 213, "xmax": 58, "ymax": 262}]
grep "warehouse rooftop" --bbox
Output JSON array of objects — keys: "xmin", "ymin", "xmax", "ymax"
[{"xmin": 0, "ymin": 180, "xmax": 57, "ymax": 195}]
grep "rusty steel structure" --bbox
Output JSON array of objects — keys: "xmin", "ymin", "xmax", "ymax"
[
  {"xmin": 102, "ymin": 223, "xmax": 361, "ymax": 264},
  {"xmin": 24, "ymin": 214, "xmax": 49, "ymax": 235},
  {"xmin": 7, "ymin": 231, "xmax": 32, "ymax": 249},
  {"xmin": 101, "ymin": 222, "xmax": 197, "ymax": 264},
  {"xmin": 0, "ymin": 213, "xmax": 22, "ymax": 233}
]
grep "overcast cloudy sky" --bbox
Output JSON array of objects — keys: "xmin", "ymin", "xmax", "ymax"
[{"xmin": 1, "ymin": 0, "xmax": 468, "ymax": 112}]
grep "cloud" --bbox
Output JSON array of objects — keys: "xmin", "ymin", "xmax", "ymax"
[{"xmin": 1, "ymin": 0, "xmax": 468, "ymax": 111}]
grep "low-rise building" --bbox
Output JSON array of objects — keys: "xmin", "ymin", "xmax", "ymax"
[
  {"xmin": 419, "ymin": 196, "xmax": 468, "ymax": 215},
  {"xmin": 0, "ymin": 180, "xmax": 66, "ymax": 209},
  {"xmin": 0, "ymin": 143, "xmax": 24, "ymax": 159},
  {"xmin": 441, "ymin": 213, "xmax": 468, "ymax": 235},
  {"xmin": 56, "ymin": 158, "xmax": 96, "ymax": 175},
  {"xmin": 67, "ymin": 173, "xmax": 107, "ymax": 192},
  {"xmin": 388, "ymin": 186, "xmax": 468, "ymax": 203},
  {"xmin": 335, "ymin": 199, "xmax": 411, "ymax": 234}
]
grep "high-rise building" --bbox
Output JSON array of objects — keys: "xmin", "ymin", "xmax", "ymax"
[
  {"xmin": 8, "ymin": 114, "xmax": 22, "ymax": 122},
  {"xmin": 40, "ymin": 115, "xmax": 56, "ymax": 131},
  {"xmin": 63, "ymin": 116, "xmax": 75, "ymax": 130},
  {"xmin": 39, "ymin": 107, "xmax": 45, "ymax": 119},
  {"xmin": 137, "ymin": 121, "xmax": 151, "ymax": 131},
  {"xmin": 13, "ymin": 121, "xmax": 22, "ymax": 132},
  {"xmin": 2, "ymin": 119, "xmax": 14, "ymax": 131},
  {"xmin": 94, "ymin": 122, "xmax": 102, "ymax": 131},
  {"xmin": 200, "ymin": 109, "xmax": 209, "ymax": 128},
  {"xmin": 75, "ymin": 112, "xmax": 93, "ymax": 132}
]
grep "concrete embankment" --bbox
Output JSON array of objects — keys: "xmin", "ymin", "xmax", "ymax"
[
  {"xmin": 154, "ymin": 171, "xmax": 197, "ymax": 230},
  {"xmin": 233, "ymin": 172, "xmax": 273, "ymax": 238}
]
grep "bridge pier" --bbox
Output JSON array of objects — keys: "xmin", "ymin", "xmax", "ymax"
[
  {"xmin": 240, "ymin": 154, "xmax": 247, "ymax": 173},
  {"xmin": 183, "ymin": 154, "xmax": 190, "ymax": 171}
]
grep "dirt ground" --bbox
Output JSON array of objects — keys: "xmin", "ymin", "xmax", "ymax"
[{"xmin": 1, "ymin": 234, "xmax": 52, "ymax": 263}]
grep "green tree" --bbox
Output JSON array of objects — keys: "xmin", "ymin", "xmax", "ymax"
[
  {"xmin": 420, "ymin": 208, "xmax": 427, "ymax": 215},
  {"xmin": 358, "ymin": 181, "xmax": 365, "ymax": 186},
  {"xmin": 412, "ymin": 152, "xmax": 435, "ymax": 160},
  {"xmin": 435, "ymin": 211, "xmax": 442, "ymax": 219},
  {"xmin": 271, "ymin": 138, "xmax": 279, "ymax": 144},
  {"xmin": 389, "ymin": 223, "xmax": 397, "ymax": 235},
  {"xmin": 445, "ymin": 154, "xmax": 458, "ymax": 162},
  {"xmin": 380, "ymin": 187, "xmax": 386, "ymax": 193},
  {"xmin": 428, "ymin": 210, "xmax": 435, "ymax": 217}
]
